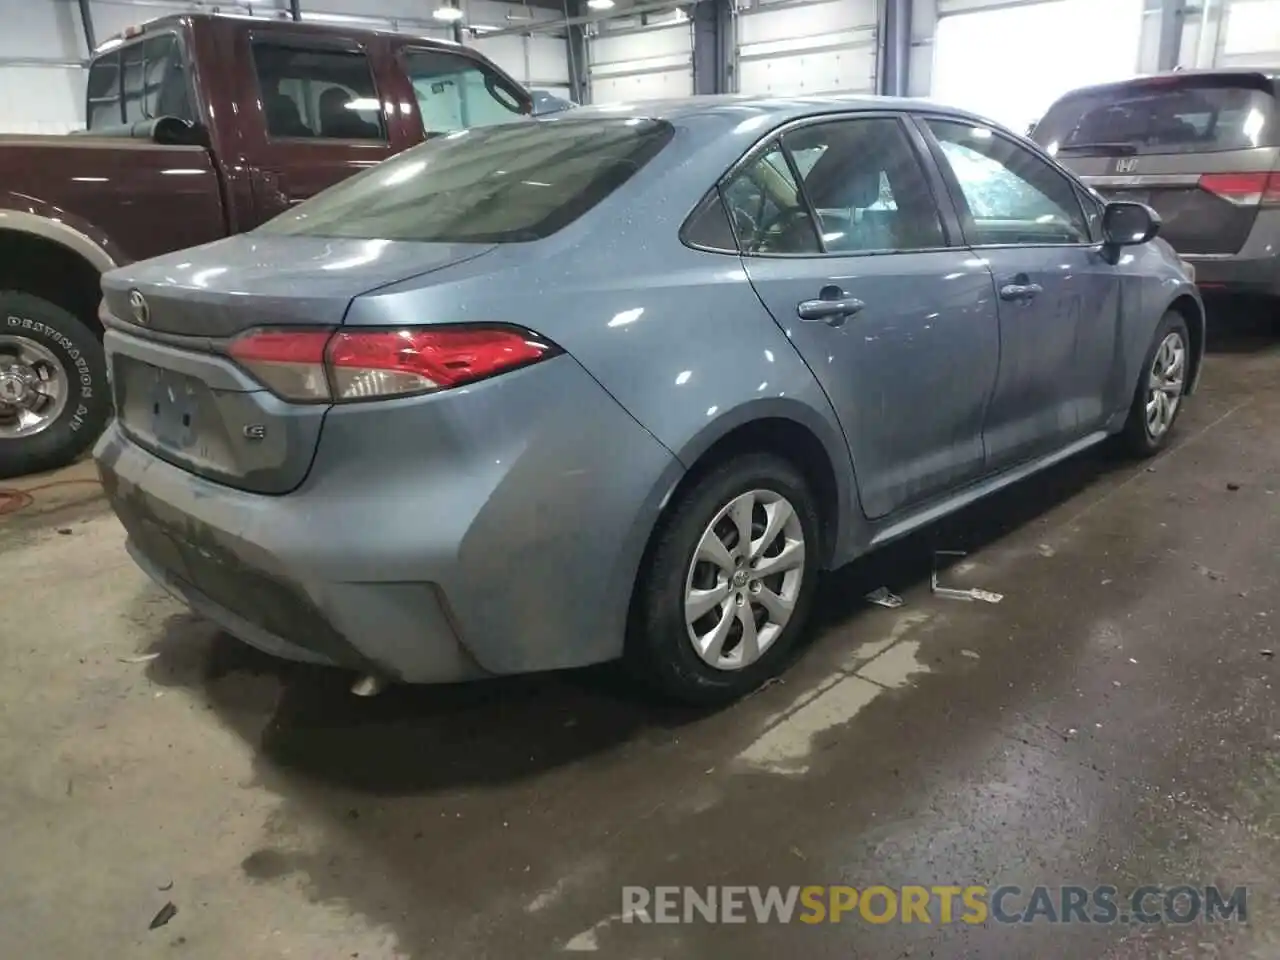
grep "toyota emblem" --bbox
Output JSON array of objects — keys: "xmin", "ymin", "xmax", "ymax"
[{"xmin": 128, "ymin": 289, "xmax": 150, "ymax": 326}]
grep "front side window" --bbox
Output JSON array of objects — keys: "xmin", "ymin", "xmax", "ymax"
[
  {"xmin": 782, "ymin": 118, "xmax": 945, "ymax": 254},
  {"xmin": 87, "ymin": 33, "xmax": 192, "ymax": 129},
  {"xmin": 927, "ymin": 119, "xmax": 1090, "ymax": 246},
  {"xmin": 258, "ymin": 118, "xmax": 672, "ymax": 242},
  {"xmin": 401, "ymin": 49, "xmax": 527, "ymax": 135},
  {"xmin": 251, "ymin": 43, "xmax": 386, "ymax": 141}
]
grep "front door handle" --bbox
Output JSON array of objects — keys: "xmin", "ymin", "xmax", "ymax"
[
  {"xmin": 999, "ymin": 282, "xmax": 1043, "ymax": 301},
  {"xmin": 797, "ymin": 292, "xmax": 865, "ymax": 326}
]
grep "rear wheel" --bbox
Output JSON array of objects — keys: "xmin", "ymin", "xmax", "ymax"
[
  {"xmin": 627, "ymin": 453, "xmax": 821, "ymax": 705},
  {"xmin": 0, "ymin": 292, "xmax": 109, "ymax": 479},
  {"xmin": 1118, "ymin": 311, "xmax": 1190, "ymax": 458}
]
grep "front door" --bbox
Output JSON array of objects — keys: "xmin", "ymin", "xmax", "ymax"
[
  {"xmin": 238, "ymin": 33, "xmax": 402, "ymax": 226},
  {"xmin": 921, "ymin": 117, "xmax": 1119, "ymax": 470},
  {"xmin": 732, "ymin": 116, "xmax": 1001, "ymax": 520}
]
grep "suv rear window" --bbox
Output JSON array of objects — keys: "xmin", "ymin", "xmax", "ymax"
[
  {"xmin": 1034, "ymin": 75, "xmax": 1277, "ymax": 155},
  {"xmin": 257, "ymin": 118, "xmax": 673, "ymax": 243}
]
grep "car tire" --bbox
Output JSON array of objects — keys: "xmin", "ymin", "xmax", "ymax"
[
  {"xmin": 1117, "ymin": 310, "xmax": 1191, "ymax": 459},
  {"xmin": 0, "ymin": 292, "xmax": 110, "ymax": 480},
  {"xmin": 627, "ymin": 453, "xmax": 821, "ymax": 706}
]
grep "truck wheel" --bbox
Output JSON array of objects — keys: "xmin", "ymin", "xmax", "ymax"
[{"xmin": 0, "ymin": 292, "xmax": 110, "ymax": 479}]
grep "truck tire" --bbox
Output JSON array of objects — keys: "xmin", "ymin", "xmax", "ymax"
[{"xmin": 0, "ymin": 292, "xmax": 110, "ymax": 479}]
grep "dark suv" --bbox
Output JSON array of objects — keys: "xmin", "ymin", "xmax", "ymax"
[{"xmin": 1034, "ymin": 69, "xmax": 1279, "ymax": 298}]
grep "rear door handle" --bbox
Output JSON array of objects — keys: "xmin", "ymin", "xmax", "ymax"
[
  {"xmin": 797, "ymin": 296, "xmax": 865, "ymax": 326},
  {"xmin": 999, "ymin": 282, "xmax": 1043, "ymax": 301}
]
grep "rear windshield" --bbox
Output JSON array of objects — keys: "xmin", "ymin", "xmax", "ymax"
[
  {"xmin": 1033, "ymin": 76, "xmax": 1277, "ymax": 155},
  {"xmin": 257, "ymin": 118, "xmax": 674, "ymax": 243}
]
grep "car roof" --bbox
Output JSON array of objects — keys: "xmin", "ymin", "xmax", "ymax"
[{"xmin": 563, "ymin": 93, "xmax": 1000, "ymax": 128}]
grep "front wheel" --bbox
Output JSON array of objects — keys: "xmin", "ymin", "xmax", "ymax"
[
  {"xmin": 0, "ymin": 292, "xmax": 110, "ymax": 479},
  {"xmin": 1118, "ymin": 311, "xmax": 1190, "ymax": 458},
  {"xmin": 627, "ymin": 453, "xmax": 821, "ymax": 705}
]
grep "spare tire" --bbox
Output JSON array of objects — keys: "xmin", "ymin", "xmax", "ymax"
[{"xmin": 0, "ymin": 292, "xmax": 111, "ymax": 479}]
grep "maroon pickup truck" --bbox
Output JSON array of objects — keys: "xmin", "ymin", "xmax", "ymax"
[{"xmin": 0, "ymin": 13, "xmax": 531, "ymax": 479}]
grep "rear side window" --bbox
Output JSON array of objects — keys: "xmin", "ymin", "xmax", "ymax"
[
  {"xmin": 401, "ymin": 48, "xmax": 527, "ymax": 135},
  {"xmin": 257, "ymin": 118, "xmax": 673, "ymax": 242},
  {"xmin": 1034, "ymin": 76, "xmax": 1277, "ymax": 155},
  {"xmin": 251, "ymin": 43, "xmax": 386, "ymax": 141},
  {"xmin": 87, "ymin": 33, "xmax": 192, "ymax": 128}
]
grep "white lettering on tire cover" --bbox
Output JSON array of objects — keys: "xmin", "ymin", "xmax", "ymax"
[{"xmin": 5, "ymin": 314, "xmax": 96, "ymax": 403}]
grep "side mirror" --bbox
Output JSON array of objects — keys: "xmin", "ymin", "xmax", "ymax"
[{"xmin": 1102, "ymin": 200, "xmax": 1161, "ymax": 247}]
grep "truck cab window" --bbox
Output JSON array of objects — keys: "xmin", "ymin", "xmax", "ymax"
[
  {"xmin": 87, "ymin": 33, "xmax": 191, "ymax": 129},
  {"xmin": 251, "ymin": 43, "xmax": 386, "ymax": 142},
  {"xmin": 401, "ymin": 49, "xmax": 526, "ymax": 135}
]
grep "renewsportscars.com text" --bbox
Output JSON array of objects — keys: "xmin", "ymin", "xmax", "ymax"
[{"xmin": 622, "ymin": 884, "xmax": 1247, "ymax": 925}]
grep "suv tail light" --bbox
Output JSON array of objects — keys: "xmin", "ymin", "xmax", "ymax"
[
  {"xmin": 1198, "ymin": 171, "xmax": 1280, "ymax": 207},
  {"xmin": 228, "ymin": 325, "xmax": 559, "ymax": 403}
]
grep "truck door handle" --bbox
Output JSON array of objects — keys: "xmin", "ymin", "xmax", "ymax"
[
  {"xmin": 999, "ymin": 282, "xmax": 1043, "ymax": 301},
  {"xmin": 797, "ymin": 291, "xmax": 864, "ymax": 326}
]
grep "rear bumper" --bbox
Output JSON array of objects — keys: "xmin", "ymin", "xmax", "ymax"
[
  {"xmin": 1183, "ymin": 210, "xmax": 1280, "ymax": 296},
  {"xmin": 1184, "ymin": 253, "xmax": 1280, "ymax": 296},
  {"xmin": 94, "ymin": 356, "xmax": 682, "ymax": 683}
]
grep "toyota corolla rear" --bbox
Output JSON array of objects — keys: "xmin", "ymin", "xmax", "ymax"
[
  {"xmin": 93, "ymin": 117, "xmax": 682, "ymax": 683},
  {"xmin": 1035, "ymin": 70, "xmax": 1280, "ymax": 296}
]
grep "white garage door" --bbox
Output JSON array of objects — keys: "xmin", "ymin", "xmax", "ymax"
[
  {"xmin": 932, "ymin": 0, "xmax": 1145, "ymax": 131},
  {"xmin": 1217, "ymin": 0, "xmax": 1280, "ymax": 67},
  {"xmin": 735, "ymin": 0, "xmax": 877, "ymax": 96},
  {"xmin": 588, "ymin": 14, "xmax": 694, "ymax": 102}
]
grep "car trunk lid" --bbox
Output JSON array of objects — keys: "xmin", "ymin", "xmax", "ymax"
[
  {"xmin": 101, "ymin": 234, "xmax": 497, "ymax": 494},
  {"xmin": 1035, "ymin": 72, "xmax": 1280, "ymax": 256}
]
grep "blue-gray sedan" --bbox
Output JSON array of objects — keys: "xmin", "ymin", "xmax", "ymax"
[{"xmin": 94, "ymin": 96, "xmax": 1205, "ymax": 704}]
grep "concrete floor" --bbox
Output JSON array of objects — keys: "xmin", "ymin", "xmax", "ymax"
[{"xmin": 3, "ymin": 308, "xmax": 1280, "ymax": 959}]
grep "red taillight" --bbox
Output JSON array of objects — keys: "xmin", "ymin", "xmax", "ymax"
[
  {"xmin": 1199, "ymin": 171, "xmax": 1280, "ymax": 207},
  {"xmin": 228, "ymin": 326, "xmax": 557, "ymax": 403}
]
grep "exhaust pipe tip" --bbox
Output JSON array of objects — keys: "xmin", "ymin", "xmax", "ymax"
[{"xmin": 351, "ymin": 674, "xmax": 386, "ymax": 697}]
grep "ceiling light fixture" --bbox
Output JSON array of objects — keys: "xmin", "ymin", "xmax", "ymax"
[
  {"xmin": 587, "ymin": 0, "xmax": 616, "ymax": 9},
  {"xmin": 433, "ymin": 5, "xmax": 464, "ymax": 21}
]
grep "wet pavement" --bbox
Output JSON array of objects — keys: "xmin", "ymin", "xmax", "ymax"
[{"xmin": 1, "ymin": 304, "xmax": 1279, "ymax": 959}]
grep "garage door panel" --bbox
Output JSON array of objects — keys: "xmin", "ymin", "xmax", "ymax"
[
  {"xmin": 735, "ymin": 0, "xmax": 878, "ymax": 96},
  {"xmin": 588, "ymin": 21, "xmax": 693, "ymax": 102},
  {"xmin": 593, "ymin": 24, "xmax": 692, "ymax": 62},
  {"xmin": 738, "ymin": 44, "xmax": 876, "ymax": 95},
  {"xmin": 592, "ymin": 72, "xmax": 691, "ymax": 101},
  {"xmin": 737, "ymin": 0, "xmax": 875, "ymax": 44}
]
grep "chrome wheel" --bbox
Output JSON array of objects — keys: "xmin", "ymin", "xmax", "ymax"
[
  {"xmin": 0, "ymin": 335, "xmax": 68, "ymax": 439},
  {"xmin": 1145, "ymin": 331, "xmax": 1186, "ymax": 440},
  {"xmin": 684, "ymin": 488, "xmax": 805, "ymax": 671}
]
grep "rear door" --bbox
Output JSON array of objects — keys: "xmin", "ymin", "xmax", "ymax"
[
  {"xmin": 236, "ymin": 31, "xmax": 403, "ymax": 226},
  {"xmin": 1035, "ymin": 73, "xmax": 1279, "ymax": 256},
  {"xmin": 732, "ymin": 115, "xmax": 1001, "ymax": 520},
  {"xmin": 922, "ymin": 116, "xmax": 1121, "ymax": 469}
]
